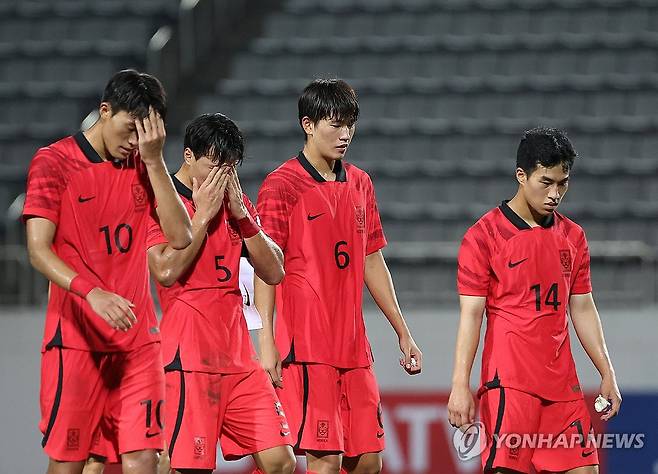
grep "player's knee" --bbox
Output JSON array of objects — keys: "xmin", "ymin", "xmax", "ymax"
[
  {"xmin": 261, "ymin": 450, "xmax": 296, "ymax": 474},
  {"xmin": 121, "ymin": 449, "xmax": 158, "ymax": 472},
  {"xmin": 356, "ymin": 457, "xmax": 382, "ymax": 474}
]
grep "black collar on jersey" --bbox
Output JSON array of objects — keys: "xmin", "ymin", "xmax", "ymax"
[
  {"xmin": 172, "ymin": 174, "xmax": 193, "ymax": 200},
  {"xmin": 296, "ymin": 151, "xmax": 347, "ymax": 183},
  {"xmin": 73, "ymin": 131, "xmax": 104, "ymax": 164},
  {"xmin": 499, "ymin": 200, "xmax": 554, "ymax": 230}
]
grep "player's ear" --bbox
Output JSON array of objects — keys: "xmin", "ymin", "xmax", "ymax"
[
  {"xmin": 183, "ymin": 147, "xmax": 195, "ymax": 165},
  {"xmin": 99, "ymin": 102, "xmax": 112, "ymax": 120},
  {"xmin": 515, "ymin": 167, "xmax": 527, "ymax": 185},
  {"xmin": 301, "ymin": 116, "xmax": 315, "ymax": 137}
]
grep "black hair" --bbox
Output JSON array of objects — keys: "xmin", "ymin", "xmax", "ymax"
[
  {"xmin": 101, "ymin": 69, "xmax": 167, "ymax": 120},
  {"xmin": 184, "ymin": 113, "xmax": 244, "ymax": 166},
  {"xmin": 298, "ymin": 79, "xmax": 359, "ymax": 139},
  {"xmin": 516, "ymin": 127, "xmax": 577, "ymax": 175}
]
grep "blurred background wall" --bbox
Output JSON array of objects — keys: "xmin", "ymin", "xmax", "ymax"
[{"xmin": 0, "ymin": 0, "xmax": 657, "ymax": 472}]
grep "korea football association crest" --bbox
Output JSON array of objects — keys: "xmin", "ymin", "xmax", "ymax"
[
  {"xmin": 355, "ymin": 205, "xmax": 366, "ymax": 234},
  {"xmin": 559, "ymin": 249, "xmax": 572, "ymax": 274},
  {"xmin": 132, "ymin": 183, "xmax": 147, "ymax": 212}
]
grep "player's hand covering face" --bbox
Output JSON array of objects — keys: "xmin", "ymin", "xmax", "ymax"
[
  {"xmin": 518, "ymin": 165, "xmax": 570, "ymax": 217},
  {"xmin": 226, "ymin": 169, "xmax": 248, "ymax": 220},
  {"xmin": 135, "ymin": 107, "xmax": 166, "ymax": 165},
  {"xmin": 192, "ymin": 165, "xmax": 230, "ymax": 224}
]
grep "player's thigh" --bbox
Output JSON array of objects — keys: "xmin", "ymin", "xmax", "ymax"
[
  {"xmin": 220, "ymin": 369, "xmax": 293, "ymax": 461},
  {"xmin": 120, "ymin": 449, "xmax": 159, "ymax": 473},
  {"xmin": 565, "ymin": 466, "xmax": 599, "ymax": 474},
  {"xmin": 82, "ymin": 456, "xmax": 106, "ymax": 474},
  {"xmin": 47, "ymin": 459, "xmax": 87, "ymax": 474},
  {"xmin": 480, "ymin": 387, "xmax": 542, "ymax": 474},
  {"xmin": 341, "ymin": 451, "xmax": 382, "ymax": 474},
  {"xmin": 105, "ymin": 343, "xmax": 166, "ymax": 456},
  {"xmin": 341, "ymin": 366, "xmax": 384, "ymax": 458},
  {"xmin": 306, "ymin": 450, "xmax": 342, "ymax": 474},
  {"xmin": 251, "ymin": 445, "xmax": 296, "ymax": 474},
  {"xmin": 165, "ymin": 370, "xmax": 221, "ymax": 471},
  {"xmin": 532, "ymin": 397, "xmax": 599, "ymax": 473},
  {"xmin": 276, "ymin": 363, "xmax": 344, "ymax": 454},
  {"xmin": 41, "ymin": 347, "xmax": 108, "ymax": 462}
]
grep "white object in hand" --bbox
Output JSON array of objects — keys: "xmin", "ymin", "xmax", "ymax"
[
  {"xmin": 594, "ymin": 395, "xmax": 611, "ymax": 413},
  {"xmin": 410, "ymin": 357, "xmax": 417, "ymax": 367}
]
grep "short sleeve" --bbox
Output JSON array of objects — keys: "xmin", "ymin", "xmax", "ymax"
[
  {"xmin": 22, "ymin": 149, "xmax": 66, "ymax": 225},
  {"xmin": 571, "ymin": 229, "xmax": 592, "ymax": 295},
  {"xmin": 146, "ymin": 207, "xmax": 168, "ymax": 249},
  {"xmin": 256, "ymin": 178, "xmax": 291, "ymax": 250},
  {"xmin": 457, "ymin": 225, "xmax": 492, "ymax": 297},
  {"xmin": 365, "ymin": 175, "xmax": 387, "ymax": 255}
]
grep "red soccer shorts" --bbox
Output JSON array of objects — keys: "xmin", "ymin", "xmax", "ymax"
[
  {"xmin": 165, "ymin": 368, "xmax": 292, "ymax": 470},
  {"xmin": 276, "ymin": 363, "xmax": 385, "ymax": 457},
  {"xmin": 479, "ymin": 387, "xmax": 599, "ymax": 473},
  {"xmin": 40, "ymin": 343, "xmax": 165, "ymax": 462}
]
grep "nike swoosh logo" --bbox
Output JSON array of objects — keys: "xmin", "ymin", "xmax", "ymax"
[
  {"xmin": 307, "ymin": 213, "xmax": 324, "ymax": 221},
  {"xmin": 145, "ymin": 432, "xmax": 160, "ymax": 439},
  {"xmin": 78, "ymin": 195, "xmax": 95, "ymax": 203},
  {"xmin": 582, "ymin": 450, "xmax": 595, "ymax": 458},
  {"xmin": 508, "ymin": 258, "xmax": 528, "ymax": 268},
  {"xmin": 242, "ymin": 282, "xmax": 251, "ymax": 307},
  {"xmin": 376, "ymin": 432, "xmax": 385, "ymax": 439},
  {"xmin": 281, "ymin": 431, "xmax": 291, "ymax": 437}
]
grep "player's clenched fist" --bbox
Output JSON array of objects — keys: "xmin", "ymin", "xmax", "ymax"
[
  {"xmin": 447, "ymin": 385, "xmax": 476, "ymax": 430},
  {"xmin": 86, "ymin": 288, "xmax": 138, "ymax": 332},
  {"xmin": 399, "ymin": 335, "xmax": 422, "ymax": 375},
  {"xmin": 135, "ymin": 106, "xmax": 166, "ymax": 165},
  {"xmin": 192, "ymin": 166, "xmax": 230, "ymax": 224}
]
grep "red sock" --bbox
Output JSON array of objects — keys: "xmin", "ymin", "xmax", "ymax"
[{"xmin": 250, "ymin": 470, "xmax": 264, "ymax": 474}]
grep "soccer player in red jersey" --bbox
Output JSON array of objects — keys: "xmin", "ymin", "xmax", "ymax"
[
  {"xmin": 448, "ymin": 127, "xmax": 622, "ymax": 473},
  {"xmin": 146, "ymin": 113, "xmax": 296, "ymax": 474},
  {"xmin": 23, "ymin": 69, "xmax": 193, "ymax": 474},
  {"xmin": 255, "ymin": 79, "xmax": 423, "ymax": 474}
]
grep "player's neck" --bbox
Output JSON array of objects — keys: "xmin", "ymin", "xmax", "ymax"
[
  {"xmin": 507, "ymin": 193, "xmax": 544, "ymax": 228},
  {"xmin": 302, "ymin": 143, "xmax": 336, "ymax": 180},
  {"xmin": 174, "ymin": 166, "xmax": 192, "ymax": 189},
  {"xmin": 82, "ymin": 123, "xmax": 110, "ymax": 162}
]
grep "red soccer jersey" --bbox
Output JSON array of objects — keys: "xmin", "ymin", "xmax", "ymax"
[
  {"xmin": 457, "ymin": 201, "xmax": 592, "ymax": 402},
  {"xmin": 256, "ymin": 153, "xmax": 387, "ymax": 369},
  {"xmin": 146, "ymin": 175, "xmax": 260, "ymax": 374},
  {"xmin": 23, "ymin": 132, "xmax": 161, "ymax": 352}
]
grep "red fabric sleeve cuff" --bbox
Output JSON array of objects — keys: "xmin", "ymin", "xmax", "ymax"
[
  {"xmin": 70, "ymin": 276, "xmax": 96, "ymax": 298},
  {"xmin": 237, "ymin": 214, "xmax": 260, "ymax": 239}
]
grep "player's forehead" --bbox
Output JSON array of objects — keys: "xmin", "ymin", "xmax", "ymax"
[{"xmin": 530, "ymin": 164, "xmax": 569, "ymax": 181}]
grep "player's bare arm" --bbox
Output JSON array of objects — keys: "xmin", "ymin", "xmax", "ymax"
[
  {"xmin": 227, "ymin": 169, "xmax": 284, "ymax": 285},
  {"xmin": 26, "ymin": 217, "xmax": 137, "ymax": 332},
  {"xmin": 569, "ymin": 292, "xmax": 622, "ymax": 420},
  {"xmin": 364, "ymin": 250, "xmax": 422, "ymax": 375},
  {"xmin": 254, "ymin": 276, "xmax": 282, "ymax": 388},
  {"xmin": 148, "ymin": 166, "xmax": 230, "ymax": 287},
  {"xmin": 447, "ymin": 295, "xmax": 485, "ymax": 429},
  {"xmin": 136, "ymin": 107, "xmax": 192, "ymax": 250}
]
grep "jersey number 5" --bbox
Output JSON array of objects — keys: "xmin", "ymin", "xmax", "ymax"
[{"xmin": 215, "ymin": 255, "xmax": 232, "ymax": 282}]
